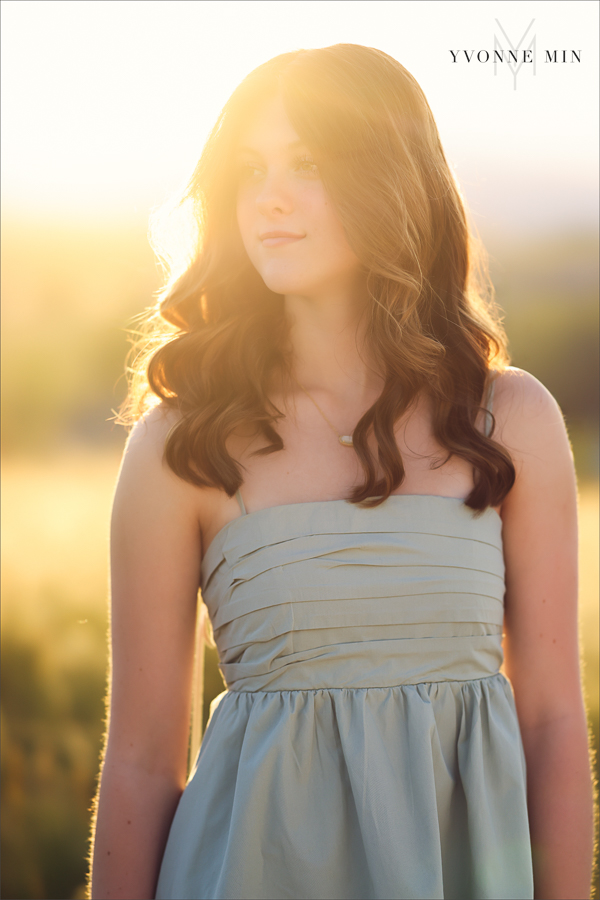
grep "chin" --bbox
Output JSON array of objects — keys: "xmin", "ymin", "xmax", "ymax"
[{"xmin": 258, "ymin": 262, "xmax": 311, "ymax": 296}]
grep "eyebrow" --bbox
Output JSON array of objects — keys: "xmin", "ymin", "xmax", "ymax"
[{"xmin": 237, "ymin": 139, "xmax": 306, "ymax": 155}]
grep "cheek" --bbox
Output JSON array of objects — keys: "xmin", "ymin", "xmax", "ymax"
[
  {"xmin": 305, "ymin": 187, "xmax": 353, "ymax": 250},
  {"xmin": 236, "ymin": 198, "xmax": 253, "ymax": 254},
  {"xmin": 314, "ymin": 201, "xmax": 360, "ymax": 268}
]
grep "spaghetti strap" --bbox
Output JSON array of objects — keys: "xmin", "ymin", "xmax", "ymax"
[
  {"xmin": 484, "ymin": 375, "xmax": 496, "ymax": 438},
  {"xmin": 234, "ymin": 488, "xmax": 247, "ymax": 516}
]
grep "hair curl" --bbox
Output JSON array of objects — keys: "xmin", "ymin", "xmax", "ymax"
[{"xmin": 120, "ymin": 44, "xmax": 515, "ymax": 512}]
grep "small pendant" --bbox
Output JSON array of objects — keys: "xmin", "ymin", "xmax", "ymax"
[{"xmin": 339, "ymin": 435, "xmax": 354, "ymax": 447}]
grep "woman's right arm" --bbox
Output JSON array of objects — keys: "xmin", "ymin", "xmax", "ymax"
[{"xmin": 90, "ymin": 407, "xmax": 203, "ymax": 900}]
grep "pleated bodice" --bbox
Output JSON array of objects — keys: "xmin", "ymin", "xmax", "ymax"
[{"xmin": 201, "ymin": 495, "xmax": 505, "ymax": 692}]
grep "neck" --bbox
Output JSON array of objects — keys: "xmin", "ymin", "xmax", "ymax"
[{"xmin": 283, "ymin": 284, "xmax": 385, "ymax": 401}]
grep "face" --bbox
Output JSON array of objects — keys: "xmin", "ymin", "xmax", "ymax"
[{"xmin": 236, "ymin": 94, "xmax": 364, "ymax": 299}]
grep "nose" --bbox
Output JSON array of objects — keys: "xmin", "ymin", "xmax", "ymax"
[{"xmin": 255, "ymin": 169, "xmax": 294, "ymax": 217}]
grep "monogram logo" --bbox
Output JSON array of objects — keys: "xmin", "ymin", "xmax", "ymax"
[{"xmin": 494, "ymin": 19, "xmax": 537, "ymax": 90}]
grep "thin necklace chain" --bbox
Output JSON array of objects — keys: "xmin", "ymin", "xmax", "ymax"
[{"xmin": 294, "ymin": 377, "xmax": 354, "ymax": 447}]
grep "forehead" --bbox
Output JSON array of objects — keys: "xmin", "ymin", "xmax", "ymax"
[{"xmin": 238, "ymin": 94, "xmax": 305, "ymax": 155}]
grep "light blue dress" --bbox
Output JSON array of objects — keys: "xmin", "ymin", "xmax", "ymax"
[{"xmin": 156, "ymin": 414, "xmax": 534, "ymax": 900}]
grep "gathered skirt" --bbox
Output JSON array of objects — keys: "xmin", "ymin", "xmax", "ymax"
[{"xmin": 156, "ymin": 674, "xmax": 533, "ymax": 900}]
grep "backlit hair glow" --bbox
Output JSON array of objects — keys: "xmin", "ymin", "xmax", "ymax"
[{"xmin": 121, "ymin": 44, "xmax": 515, "ymax": 511}]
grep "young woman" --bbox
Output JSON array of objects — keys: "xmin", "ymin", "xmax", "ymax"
[{"xmin": 90, "ymin": 45, "xmax": 594, "ymax": 900}]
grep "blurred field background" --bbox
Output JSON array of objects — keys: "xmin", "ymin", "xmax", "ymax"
[
  {"xmin": 2, "ymin": 1, "xmax": 598, "ymax": 898},
  {"xmin": 2, "ymin": 219, "xmax": 598, "ymax": 900}
]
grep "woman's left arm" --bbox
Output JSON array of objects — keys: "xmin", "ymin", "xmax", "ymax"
[{"xmin": 495, "ymin": 368, "xmax": 596, "ymax": 900}]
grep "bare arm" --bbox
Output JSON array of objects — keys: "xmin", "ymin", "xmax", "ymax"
[
  {"xmin": 496, "ymin": 369, "xmax": 595, "ymax": 900},
  {"xmin": 90, "ymin": 407, "xmax": 203, "ymax": 899}
]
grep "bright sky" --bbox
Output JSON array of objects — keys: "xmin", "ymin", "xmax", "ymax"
[{"xmin": 1, "ymin": 0, "xmax": 598, "ymax": 233}]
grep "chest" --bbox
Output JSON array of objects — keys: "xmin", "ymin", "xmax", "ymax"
[
  {"xmin": 198, "ymin": 393, "xmax": 485, "ymax": 556},
  {"xmin": 236, "ymin": 406, "xmax": 477, "ymax": 511}
]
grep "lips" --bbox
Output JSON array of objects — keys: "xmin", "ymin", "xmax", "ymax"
[{"xmin": 260, "ymin": 230, "xmax": 305, "ymax": 247}]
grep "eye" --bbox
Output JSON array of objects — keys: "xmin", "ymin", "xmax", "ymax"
[
  {"xmin": 239, "ymin": 162, "xmax": 263, "ymax": 181},
  {"xmin": 294, "ymin": 155, "xmax": 319, "ymax": 176}
]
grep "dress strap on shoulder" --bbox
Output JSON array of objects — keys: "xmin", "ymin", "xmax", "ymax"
[
  {"xmin": 484, "ymin": 375, "xmax": 496, "ymax": 438},
  {"xmin": 234, "ymin": 488, "xmax": 247, "ymax": 516}
]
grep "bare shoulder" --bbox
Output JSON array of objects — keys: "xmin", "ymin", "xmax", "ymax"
[
  {"xmin": 114, "ymin": 402, "xmax": 199, "ymax": 522},
  {"xmin": 492, "ymin": 366, "xmax": 562, "ymax": 422},
  {"xmin": 491, "ymin": 367, "xmax": 569, "ymax": 466},
  {"xmin": 491, "ymin": 367, "xmax": 575, "ymax": 504},
  {"xmin": 123, "ymin": 401, "xmax": 182, "ymax": 460},
  {"xmin": 119, "ymin": 402, "xmax": 185, "ymax": 481}
]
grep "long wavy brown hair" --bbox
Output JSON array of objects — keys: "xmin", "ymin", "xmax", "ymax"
[{"xmin": 121, "ymin": 44, "xmax": 515, "ymax": 511}]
